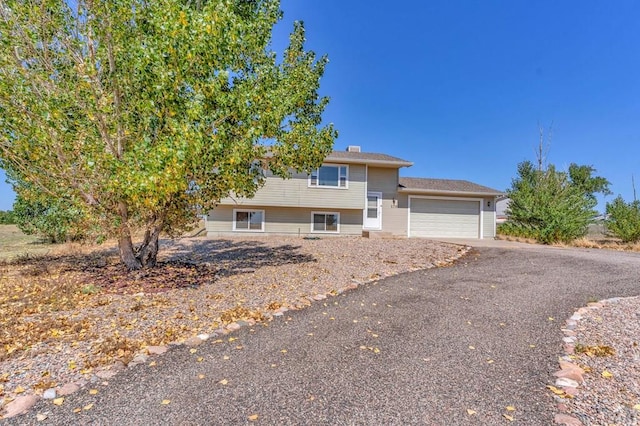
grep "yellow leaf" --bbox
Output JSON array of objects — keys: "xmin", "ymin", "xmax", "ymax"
[
  {"xmin": 548, "ymin": 317, "xmax": 554, "ymax": 321},
  {"xmin": 197, "ymin": 357, "xmax": 204, "ymax": 362},
  {"xmin": 190, "ymin": 348, "xmax": 197, "ymax": 354},
  {"xmin": 633, "ymin": 404, "xmax": 640, "ymax": 411},
  {"xmin": 161, "ymin": 399, "xmax": 171, "ymax": 405},
  {"xmin": 219, "ymin": 379, "xmax": 228, "ymax": 385},
  {"xmin": 359, "ymin": 346, "xmax": 367, "ymax": 350},
  {"xmin": 529, "ymin": 345, "xmax": 536, "ymax": 348},
  {"xmin": 248, "ymin": 414, "xmax": 259, "ymax": 421},
  {"xmin": 73, "ymin": 408, "xmax": 81, "ymax": 413},
  {"xmin": 14, "ymin": 385, "xmax": 25, "ymax": 394},
  {"xmin": 506, "ymin": 406, "xmax": 516, "ymax": 411},
  {"xmin": 487, "ymin": 359, "xmax": 494, "ymax": 364},
  {"xmin": 228, "ymin": 337, "xmax": 237, "ymax": 342},
  {"xmin": 503, "ymin": 414, "xmax": 514, "ymax": 421},
  {"xmin": 468, "ymin": 346, "xmax": 475, "ymax": 350},
  {"xmin": 89, "ymin": 389, "xmax": 98, "ymax": 395},
  {"xmin": 373, "ymin": 348, "xmax": 380, "ymax": 354},
  {"xmin": 149, "ymin": 361, "xmax": 157, "ymax": 367},
  {"xmin": 198, "ymin": 374, "xmax": 205, "ymax": 379},
  {"xmin": 466, "ymin": 409, "xmax": 477, "ymax": 415},
  {"xmin": 223, "ymin": 356, "xmax": 230, "ymax": 360},
  {"xmin": 53, "ymin": 397, "xmax": 64, "ymax": 406},
  {"xmin": 281, "ymin": 349, "xmax": 287, "ymax": 353},
  {"xmin": 547, "ymin": 385, "xmax": 565, "ymax": 395},
  {"xmin": 602, "ymin": 370, "xmax": 613, "ymax": 378},
  {"xmin": 83, "ymin": 403, "xmax": 94, "ymax": 410}
]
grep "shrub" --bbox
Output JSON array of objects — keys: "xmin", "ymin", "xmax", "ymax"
[
  {"xmin": 606, "ymin": 196, "xmax": 640, "ymax": 243},
  {"xmin": 501, "ymin": 161, "xmax": 610, "ymax": 244}
]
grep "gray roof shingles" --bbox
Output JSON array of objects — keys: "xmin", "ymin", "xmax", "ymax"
[
  {"xmin": 399, "ymin": 177, "xmax": 502, "ymax": 195},
  {"xmin": 325, "ymin": 150, "xmax": 413, "ymax": 166}
]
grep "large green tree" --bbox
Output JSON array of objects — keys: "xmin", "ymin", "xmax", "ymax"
[
  {"xmin": 0, "ymin": 0, "xmax": 337, "ymax": 268},
  {"xmin": 501, "ymin": 161, "xmax": 610, "ymax": 244}
]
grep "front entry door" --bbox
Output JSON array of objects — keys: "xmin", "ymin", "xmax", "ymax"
[{"xmin": 364, "ymin": 192, "xmax": 382, "ymax": 229}]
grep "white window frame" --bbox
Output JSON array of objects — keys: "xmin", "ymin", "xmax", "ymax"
[
  {"xmin": 310, "ymin": 211, "xmax": 340, "ymax": 234},
  {"xmin": 232, "ymin": 209, "xmax": 265, "ymax": 232},
  {"xmin": 308, "ymin": 164, "xmax": 349, "ymax": 189}
]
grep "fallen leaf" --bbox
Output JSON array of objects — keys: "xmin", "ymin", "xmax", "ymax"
[
  {"xmin": 53, "ymin": 397, "xmax": 64, "ymax": 406},
  {"xmin": 161, "ymin": 399, "xmax": 171, "ymax": 405},
  {"xmin": 198, "ymin": 374, "xmax": 205, "ymax": 379},
  {"xmin": 373, "ymin": 348, "xmax": 380, "ymax": 354},
  {"xmin": 281, "ymin": 349, "xmax": 287, "ymax": 353},
  {"xmin": 219, "ymin": 379, "xmax": 228, "ymax": 385},
  {"xmin": 149, "ymin": 361, "xmax": 157, "ymax": 367},
  {"xmin": 529, "ymin": 344, "xmax": 536, "ymax": 348},
  {"xmin": 487, "ymin": 359, "xmax": 494, "ymax": 364},
  {"xmin": 601, "ymin": 370, "xmax": 613, "ymax": 378},
  {"xmin": 73, "ymin": 408, "xmax": 81, "ymax": 413},
  {"xmin": 248, "ymin": 414, "xmax": 259, "ymax": 421},
  {"xmin": 83, "ymin": 403, "xmax": 94, "ymax": 410},
  {"xmin": 506, "ymin": 406, "xmax": 516, "ymax": 411},
  {"xmin": 633, "ymin": 404, "xmax": 640, "ymax": 411},
  {"xmin": 36, "ymin": 413, "xmax": 48, "ymax": 421},
  {"xmin": 189, "ymin": 348, "xmax": 197, "ymax": 354},
  {"xmin": 503, "ymin": 414, "xmax": 514, "ymax": 421},
  {"xmin": 223, "ymin": 355, "xmax": 230, "ymax": 360},
  {"xmin": 228, "ymin": 337, "xmax": 237, "ymax": 342},
  {"xmin": 468, "ymin": 346, "xmax": 475, "ymax": 350},
  {"xmin": 89, "ymin": 389, "xmax": 98, "ymax": 395},
  {"xmin": 548, "ymin": 317, "xmax": 554, "ymax": 321},
  {"xmin": 466, "ymin": 409, "xmax": 477, "ymax": 415},
  {"xmin": 197, "ymin": 357, "xmax": 204, "ymax": 362},
  {"xmin": 547, "ymin": 385, "xmax": 565, "ymax": 395},
  {"xmin": 359, "ymin": 346, "xmax": 367, "ymax": 350}
]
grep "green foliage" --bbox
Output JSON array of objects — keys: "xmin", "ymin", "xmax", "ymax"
[
  {"xmin": 12, "ymin": 194, "xmax": 89, "ymax": 243},
  {"xmin": 501, "ymin": 161, "xmax": 610, "ymax": 244},
  {"xmin": 605, "ymin": 196, "xmax": 640, "ymax": 243},
  {"xmin": 0, "ymin": 209, "xmax": 16, "ymax": 224},
  {"xmin": 0, "ymin": 0, "xmax": 336, "ymax": 268}
]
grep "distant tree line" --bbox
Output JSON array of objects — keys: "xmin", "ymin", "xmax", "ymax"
[{"xmin": 0, "ymin": 209, "xmax": 15, "ymax": 224}]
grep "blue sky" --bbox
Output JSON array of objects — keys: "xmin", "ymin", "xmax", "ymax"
[{"xmin": 1, "ymin": 0, "xmax": 638, "ymax": 212}]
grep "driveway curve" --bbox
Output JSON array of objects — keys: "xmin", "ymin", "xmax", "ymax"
[{"xmin": 9, "ymin": 245, "xmax": 640, "ymax": 425}]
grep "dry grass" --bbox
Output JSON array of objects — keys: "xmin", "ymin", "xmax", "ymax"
[{"xmin": 496, "ymin": 233, "xmax": 640, "ymax": 252}]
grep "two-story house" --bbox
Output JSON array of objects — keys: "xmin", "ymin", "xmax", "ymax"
[{"xmin": 206, "ymin": 146, "xmax": 502, "ymax": 239}]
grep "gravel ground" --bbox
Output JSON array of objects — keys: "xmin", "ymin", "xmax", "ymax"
[
  {"xmin": 3, "ymin": 244, "xmax": 640, "ymax": 425},
  {"xmin": 561, "ymin": 296, "xmax": 640, "ymax": 425},
  {"xmin": 0, "ymin": 236, "xmax": 464, "ymax": 414}
]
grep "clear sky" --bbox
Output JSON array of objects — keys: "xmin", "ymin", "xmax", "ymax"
[{"xmin": 1, "ymin": 0, "xmax": 638, "ymax": 212}]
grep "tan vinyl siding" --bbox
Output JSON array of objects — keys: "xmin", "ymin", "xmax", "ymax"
[
  {"xmin": 217, "ymin": 164, "xmax": 366, "ymax": 209},
  {"xmin": 366, "ymin": 167, "xmax": 407, "ymax": 236},
  {"xmin": 207, "ymin": 206, "xmax": 363, "ymax": 237},
  {"xmin": 482, "ymin": 197, "xmax": 496, "ymax": 238}
]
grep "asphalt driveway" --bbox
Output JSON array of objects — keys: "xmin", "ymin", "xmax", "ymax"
[{"xmin": 10, "ymin": 244, "xmax": 640, "ymax": 425}]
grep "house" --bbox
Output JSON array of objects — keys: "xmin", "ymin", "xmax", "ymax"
[
  {"xmin": 496, "ymin": 196, "xmax": 510, "ymax": 224},
  {"xmin": 206, "ymin": 146, "xmax": 502, "ymax": 239}
]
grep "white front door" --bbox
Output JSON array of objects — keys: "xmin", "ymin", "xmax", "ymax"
[{"xmin": 364, "ymin": 192, "xmax": 382, "ymax": 229}]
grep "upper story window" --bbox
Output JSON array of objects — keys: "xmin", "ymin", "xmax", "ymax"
[{"xmin": 309, "ymin": 165, "xmax": 348, "ymax": 188}]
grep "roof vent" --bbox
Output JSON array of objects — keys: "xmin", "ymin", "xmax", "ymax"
[{"xmin": 346, "ymin": 145, "xmax": 361, "ymax": 153}]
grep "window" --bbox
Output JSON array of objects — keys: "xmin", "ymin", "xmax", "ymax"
[
  {"xmin": 309, "ymin": 165, "xmax": 348, "ymax": 188},
  {"xmin": 311, "ymin": 212, "xmax": 340, "ymax": 233},
  {"xmin": 233, "ymin": 209, "xmax": 264, "ymax": 232}
]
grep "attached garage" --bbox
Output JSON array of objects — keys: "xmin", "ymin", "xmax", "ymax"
[{"xmin": 409, "ymin": 197, "xmax": 481, "ymax": 238}]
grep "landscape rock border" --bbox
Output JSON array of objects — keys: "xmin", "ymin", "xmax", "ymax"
[{"xmin": 553, "ymin": 297, "xmax": 632, "ymax": 426}]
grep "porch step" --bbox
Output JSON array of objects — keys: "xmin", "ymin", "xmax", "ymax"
[{"xmin": 362, "ymin": 230, "xmax": 394, "ymax": 239}]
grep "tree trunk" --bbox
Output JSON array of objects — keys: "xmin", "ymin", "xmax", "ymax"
[
  {"xmin": 118, "ymin": 232, "xmax": 142, "ymax": 270},
  {"xmin": 136, "ymin": 225, "xmax": 162, "ymax": 268}
]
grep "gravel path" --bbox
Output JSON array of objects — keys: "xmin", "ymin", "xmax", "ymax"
[{"xmin": 4, "ymin": 244, "xmax": 640, "ymax": 425}]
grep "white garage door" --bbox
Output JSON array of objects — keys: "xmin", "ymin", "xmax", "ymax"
[{"xmin": 409, "ymin": 198, "xmax": 480, "ymax": 238}]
